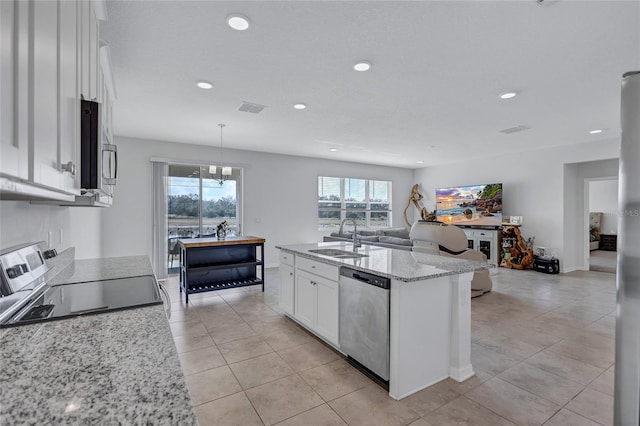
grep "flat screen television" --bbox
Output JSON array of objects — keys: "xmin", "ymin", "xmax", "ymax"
[{"xmin": 435, "ymin": 183, "xmax": 503, "ymax": 228}]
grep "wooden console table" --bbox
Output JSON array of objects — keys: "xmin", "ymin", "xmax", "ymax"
[{"xmin": 178, "ymin": 236, "xmax": 266, "ymax": 303}]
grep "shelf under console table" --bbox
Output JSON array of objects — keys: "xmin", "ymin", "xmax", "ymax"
[{"xmin": 178, "ymin": 236, "xmax": 266, "ymax": 304}]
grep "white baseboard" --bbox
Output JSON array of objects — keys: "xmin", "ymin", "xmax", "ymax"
[{"xmin": 449, "ymin": 365, "xmax": 475, "ymax": 382}]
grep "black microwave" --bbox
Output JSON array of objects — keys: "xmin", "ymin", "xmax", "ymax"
[{"xmin": 80, "ymin": 100, "xmax": 117, "ymax": 194}]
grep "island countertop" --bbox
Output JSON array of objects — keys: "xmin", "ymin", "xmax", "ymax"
[
  {"xmin": 178, "ymin": 235, "xmax": 265, "ymax": 248},
  {"xmin": 276, "ymin": 242, "xmax": 490, "ymax": 282},
  {"xmin": 0, "ymin": 253, "xmax": 197, "ymax": 425}
]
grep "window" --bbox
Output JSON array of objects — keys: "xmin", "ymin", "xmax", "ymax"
[
  {"xmin": 318, "ymin": 176, "xmax": 392, "ymax": 229},
  {"xmin": 168, "ymin": 165, "xmax": 242, "ymax": 240}
]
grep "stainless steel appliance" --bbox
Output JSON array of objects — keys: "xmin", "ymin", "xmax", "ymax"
[
  {"xmin": 80, "ymin": 99, "xmax": 117, "ymax": 205},
  {"xmin": 0, "ymin": 243, "xmax": 167, "ymax": 327},
  {"xmin": 339, "ymin": 267, "xmax": 390, "ymax": 383},
  {"xmin": 615, "ymin": 70, "xmax": 640, "ymax": 425}
]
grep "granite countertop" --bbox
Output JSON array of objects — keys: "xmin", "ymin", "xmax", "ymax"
[
  {"xmin": 48, "ymin": 253, "xmax": 154, "ymax": 285},
  {"xmin": 276, "ymin": 242, "xmax": 491, "ymax": 282},
  {"xmin": 0, "ymin": 253, "xmax": 198, "ymax": 425}
]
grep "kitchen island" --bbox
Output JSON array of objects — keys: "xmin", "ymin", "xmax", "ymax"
[
  {"xmin": 178, "ymin": 236, "xmax": 265, "ymax": 303},
  {"xmin": 277, "ymin": 242, "xmax": 490, "ymax": 400},
  {"xmin": 0, "ymin": 252, "xmax": 197, "ymax": 425}
]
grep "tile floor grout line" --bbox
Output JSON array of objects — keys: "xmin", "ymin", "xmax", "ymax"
[{"xmin": 495, "ymin": 359, "xmax": 586, "ymax": 409}]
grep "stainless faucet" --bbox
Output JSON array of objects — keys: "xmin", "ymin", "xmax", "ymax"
[{"xmin": 339, "ymin": 218, "xmax": 361, "ymax": 248}]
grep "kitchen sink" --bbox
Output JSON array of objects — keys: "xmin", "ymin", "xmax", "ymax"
[{"xmin": 308, "ymin": 248, "xmax": 369, "ymax": 259}]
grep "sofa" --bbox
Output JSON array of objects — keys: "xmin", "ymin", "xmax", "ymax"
[{"xmin": 322, "ymin": 227, "xmax": 413, "ymax": 251}]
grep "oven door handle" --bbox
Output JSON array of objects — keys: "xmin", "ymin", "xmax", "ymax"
[{"xmin": 158, "ymin": 281, "xmax": 171, "ymax": 319}]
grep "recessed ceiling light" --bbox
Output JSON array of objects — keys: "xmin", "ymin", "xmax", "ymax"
[
  {"xmin": 227, "ymin": 14, "xmax": 250, "ymax": 31},
  {"xmin": 196, "ymin": 80, "xmax": 213, "ymax": 89},
  {"xmin": 354, "ymin": 61, "xmax": 371, "ymax": 72},
  {"xmin": 500, "ymin": 92, "xmax": 517, "ymax": 99},
  {"xmin": 329, "ymin": 148, "xmax": 338, "ymax": 152},
  {"xmin": 589, "ymin": 129, "xmax": 603, "ymax": 134},
  {"xmin": 293, "ymin": 103, "xmax": 307, "ymax": 110},
  {"xmin": 417, "ymin": 160, "xmax": 424, "ymax": 164}
]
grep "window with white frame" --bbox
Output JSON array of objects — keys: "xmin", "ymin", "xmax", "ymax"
[{"xmin": 318, "ymin": 176, "xmax": 392, "ymax": 229}]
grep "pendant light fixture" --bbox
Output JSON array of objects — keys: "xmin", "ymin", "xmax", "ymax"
[{"xmin": 209, "ymin": 123, "xmax": 232, "ymax": 185}]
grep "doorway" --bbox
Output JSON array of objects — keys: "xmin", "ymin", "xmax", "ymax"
[
  {"xmin": 166, "ymin": 164, "xmax": 242, "ymax": 274},
  {"xmin": 587, "ymin": 178, "xmax": 618, "ymax": 273}
]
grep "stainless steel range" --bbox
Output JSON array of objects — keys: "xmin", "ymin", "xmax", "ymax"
[{"xmin": 0, "ymin": 243, "xmax": 165, "ymax": 327}]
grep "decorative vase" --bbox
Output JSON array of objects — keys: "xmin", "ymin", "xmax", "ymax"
[{"xmin": 216, "ymin": 228, "xmax": 226, "ymax": 240}]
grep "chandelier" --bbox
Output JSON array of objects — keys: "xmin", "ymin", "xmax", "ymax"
[{"xmin": 209, "ymin": 123, "xmax": 232, "ymax": 185}]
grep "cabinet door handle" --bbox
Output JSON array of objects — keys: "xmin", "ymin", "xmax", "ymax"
[
  {"xmin": 289, "ymin": 272, "xmax": 293, "ymax": 276},
  {"xmin": 310, "ymin": 281, "xmax": 316, "ymax": 286},
  {"xmin": 311, "ymin": 265, "xmax": 316, "ymax": 269},
  {"xmin": 61, "ymin": 161, "xmax": 76, "ymax": 176}
]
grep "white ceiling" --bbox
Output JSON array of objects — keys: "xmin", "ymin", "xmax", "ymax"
[{"xmin": 102, "ymin": 1, "xmax": 639, "ymax": 168}]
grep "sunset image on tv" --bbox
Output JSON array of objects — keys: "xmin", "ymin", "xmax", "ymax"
[{"xmin": 435, "ymin": 183, "xmax": 503, "ymax": 228}]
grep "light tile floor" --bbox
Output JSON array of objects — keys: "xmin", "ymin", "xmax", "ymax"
[{"xmin": 164, "ymin": 267, "xmax": 616, "ymax": 426}]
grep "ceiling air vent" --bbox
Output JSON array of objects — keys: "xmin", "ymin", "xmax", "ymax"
[
  {"xmin": 237, "ymin": 101, "xmax": 267, "ymax": 114},
  {"xmin": 500, "ymin": 125, "xmax": 530, "ymax": 134}
]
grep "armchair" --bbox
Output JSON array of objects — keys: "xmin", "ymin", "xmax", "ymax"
[{"xmin": 410, "ymin": 221, "xmax": 492, "ymax": 297}]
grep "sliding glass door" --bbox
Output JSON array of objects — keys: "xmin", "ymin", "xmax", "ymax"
[{"xmin": 167, "ymin": 164, "xmax": 242, "ymax": 274}]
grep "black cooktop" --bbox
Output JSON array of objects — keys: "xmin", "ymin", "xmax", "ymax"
[{"xmin": 2, "ymin": 275, "xmax": 162, "ymax": 327}]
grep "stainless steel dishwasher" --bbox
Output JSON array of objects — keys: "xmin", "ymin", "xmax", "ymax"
[{"xmin": 339, "ymin": 267, "xmax": 390, "ymax": 384}]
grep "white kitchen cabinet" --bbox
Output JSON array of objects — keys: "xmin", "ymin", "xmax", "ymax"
[
  {"xmin": 79, "ymin": 0, "xmax": 90, "ymax": 98},
  {"xmin": 1, "ymin": 0, "xmax": 107, "ymax": 202},
  {"xmin": 31, "ymin": 0, "xmax": 62, "ymax": 189},
  {"xmin": 59, "ymin": 0, "xmax": 80, "ymax": 194},
  {"xmin": 279, "ymin": 263, "xmax": 295, "ymax": 316},
  {"xmin": 314, "ymin": 276, "xmax": 340, "ymax": 344},
  {"xmin": 295, "ymin": 270, "xmax": 316, "ymax": 329},
  {"xmin": 1, "ymin": 0, "xmax": 28, "ymax": 181},
  {"xmin": 88, "ymin": 4, "xmax": 99, "ymax": 101},
  {"xmin": 294, "ymin": 262, "xmax": 340, "ymax": 346}
]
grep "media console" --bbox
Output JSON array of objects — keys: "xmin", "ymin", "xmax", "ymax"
[{"xmin": 462, "ymin": 228, "xmax": 500, "ymax": 267}]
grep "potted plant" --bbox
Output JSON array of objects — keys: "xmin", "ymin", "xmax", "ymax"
[{"xmin": 216, "ymin": 221, "xmax": 229, "ymax": 240}]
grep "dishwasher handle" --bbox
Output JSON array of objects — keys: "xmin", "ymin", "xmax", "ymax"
[
  {"xmin": 351, "ymin": 273, "xmax": 371, "ymax": 283},
  {"xmin": 340, "ymin": 267, "xmax": 390, "ymax": 289}
]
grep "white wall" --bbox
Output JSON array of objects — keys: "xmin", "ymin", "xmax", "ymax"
[
  {"xmin": 102, "ymin": 136, "xmax": 414, "ymax": 268},
  {"xmin": 414, "ymin": 138, "xmax": 619, "ymax": 272},
  {"xmin": 590, "ymin": 179, "xmax": 619, "ymax": 234},
  {"xmin": 0, "ymin": 201, "xmax": 103, "ymax": 259}
]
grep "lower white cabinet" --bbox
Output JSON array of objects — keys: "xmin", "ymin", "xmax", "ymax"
[
  {"xmin": 314, "ymin": 276, "xmax": 340, "ymax": 344},
  {"xmin": 295, "ymin": 269, "xmax": 340, "ymax": 346},
  {"xmin": 279, "ymin": 263, "xmax": 294, "ymax": 316},
  {"xmin": 278, "ymin": 252, "xmax": 340, "ymax": 347},
  {"xmin": 295, "ymin": 270, "xmax": 316, "ymax": 328}
]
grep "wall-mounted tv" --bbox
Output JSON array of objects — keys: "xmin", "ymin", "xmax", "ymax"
[{"xmin": 435, "ymin": 183, "xmax": 503, "ymax": 229}]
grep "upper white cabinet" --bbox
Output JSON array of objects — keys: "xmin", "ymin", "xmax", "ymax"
[
  {"xmin": 31, "ymin": 0, "xmax": 62, "ymax": 190},
  {"xmin": 0, "ymin": 0, "xmax": 111, "ymax": 201},
  {"xmin": 1, "ymin": 0, "xmax": 28, "ymax": 180},
  {"xmin": 59, "ymin": 0, "xmax": 80, "ymax": 194}
]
